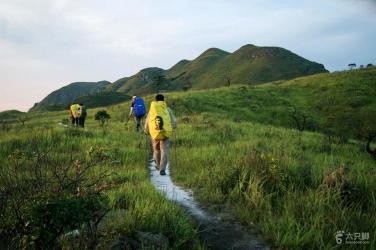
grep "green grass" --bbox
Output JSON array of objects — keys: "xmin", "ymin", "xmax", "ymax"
[
  {"xmin": 171, "ymin": 114, "xmax": 375, "ymax": 249},
  {"xmin": 1, "ymin": 68, "xmax": 375, "ymax": 249},
  {"xmin": 0, "ymin": 111, "xmax": 204, "ymax": 249}
]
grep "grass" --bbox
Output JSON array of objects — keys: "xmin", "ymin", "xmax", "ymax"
[
  {"xmin": 1, "ymin": 67, "xmax": 375, "ymax": 249},
  {"xmin": 171, "ymin": 114, "xmax": 375, "ymax": 249},
  {"xmin": 0, "ymin": 111, "xmax": 205, "ymax": 249}
]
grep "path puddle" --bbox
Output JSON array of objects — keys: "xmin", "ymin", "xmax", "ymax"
[{"xmin": 149, "ymin": 160, "xmax": 270, "ymax": 250}]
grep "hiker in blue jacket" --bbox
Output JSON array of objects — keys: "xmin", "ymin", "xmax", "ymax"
[{"xmin": 128, "ymin": 96, "xmax": 146, "ymax": 132}]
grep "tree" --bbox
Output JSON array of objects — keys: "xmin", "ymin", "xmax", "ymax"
[
  {"xmin": 152, "ymin": 75, "xmax": 168, "ymax": 92},
  {"xmin": 94, "ymin": 110, "xmax": 111, "ymax": 127},
  {"xmin": 366, "ymin": 63, "xmax": 374, "ymax": 68},
  {"xmin": 222, "ymin": 68, "xmax": 232, "ymax": 87},
  {"xmin": 348, "ymin": 63, "xmax": 356, "ymax": 70}
]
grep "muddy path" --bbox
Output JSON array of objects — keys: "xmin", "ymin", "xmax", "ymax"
[{"xmin": 149, "ymin": 160, "xmax": 270, "ymax": 250}]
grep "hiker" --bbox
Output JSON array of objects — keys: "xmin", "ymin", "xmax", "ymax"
[
  {"xmin": 128, "ymin": 96, "xmax": 146, "ymax": 132},
  {"xmin": 70, "ymin": 103, "xmax": 80, "ymax": 126},
  {"xmin": 78, "ymin": 103, "xmax": 87, "ymax": 128},
  {"xmin": 144, "ymin": 94, "xmax": 176, "ymax": 175},
  {"xmin": 69, "ymin": 104, "xmax": 75, "ymax": 125}
]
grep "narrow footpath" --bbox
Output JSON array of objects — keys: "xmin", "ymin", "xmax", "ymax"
[{"xmin": 149, "ymin": 160, "xmax": 270, "ymax": 250}]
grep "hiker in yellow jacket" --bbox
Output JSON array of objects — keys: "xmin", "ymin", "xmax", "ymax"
[
  {"xmin": 70, "ymin": 103, "xmax": 80, "ymax": 126},
  {"xmin": 144, "ymin": 94, "xmax": 176, "ymax": 175}
]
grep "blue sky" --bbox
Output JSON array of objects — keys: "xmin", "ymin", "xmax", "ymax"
[{"xmin": 0, "ymin": 0, "xmax": 375, "ymax": 111}]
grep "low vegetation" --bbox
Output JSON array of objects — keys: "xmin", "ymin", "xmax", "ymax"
[{"xmin": 1, "ymin": 67, "xmax": 375, "ymax": 249}]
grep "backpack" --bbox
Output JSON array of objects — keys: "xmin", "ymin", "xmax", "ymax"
[
  {"xmin": 148, "ymin": 101, "xmax": 172, "ymax": 140},
  {"xmin": 133, "ymin": 97, "xmax": 146, "ymax": 117},
  {"xmin": 71, "ymin": 104, "xmax": 81, "ymax": 118}
]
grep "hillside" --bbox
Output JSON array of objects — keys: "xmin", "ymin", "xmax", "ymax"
[
  {"xmin": 168, "ymin": 67, "xmax": 376, "ymax": 139},
  {"xmin": 166, "ymin": 45, "xmax": 327, "ymax": 90},
  {"xmin": 30, "ymin": 44, "xmax": 327, "ymax": 111},
  {"xmin": 29, "ymin": 81, "xmax": 111, "ymax": 112},
  {"xmin": 1, "ymin": 67, "xmax": 375, "ymax": 249},
  {"xmin": 0, "ymin": 110, "xmax": 26, "ymax": 122},
  {"xmin": 73, "ymin": 91, "xmax": 131, "ymax": 109},
  {"xmin": 106, "ymin": 44, "xmax": 327, "ymax": 95}
]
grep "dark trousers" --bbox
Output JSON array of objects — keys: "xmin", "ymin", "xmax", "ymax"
[
  {"xmin": 134, "ymin": 115, "xmax": 144, "ymax": 132},
  {"xmin": 79, "ymin": 116, "xmax": 86, "ymax": 128}
]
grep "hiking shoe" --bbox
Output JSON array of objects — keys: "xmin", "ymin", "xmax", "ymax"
[{"xmin": 160, "ymin": 170, "xmax": 166, "ymax": 176}]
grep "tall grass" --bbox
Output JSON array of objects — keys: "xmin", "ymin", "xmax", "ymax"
[{"xmin": 170, "ymin": 114, "xmax": 375, "ymax": 249}]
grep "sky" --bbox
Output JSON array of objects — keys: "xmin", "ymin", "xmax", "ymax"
[{"xmin": 0, "ymin": 0, "xmax": 375, "ymax": 112}]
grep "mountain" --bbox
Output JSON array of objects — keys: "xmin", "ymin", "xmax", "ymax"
[
  {"xmin": 30, "ymin": 44, "xmax": 328, "ymax": 111},
  {"xmin": 29, "ymin": 81, "xmax": 110, "ymax": 112},
  {"xmin": 109, "ymin": 44, "xmax": 327, "ymax": 94},
  {"xmin": 106, "ymin": 67, "xmax": 168, "ymax": 95}
]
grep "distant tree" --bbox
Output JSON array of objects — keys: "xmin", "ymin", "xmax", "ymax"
[
  {"xmin": 18, "ymin": 116, "xmax": 29, "ymax": 126},
  {"xmin": 359, "ymin": 65, "xmax": 364, "ymax": 69},
  {"xmin": 95, "ymin": 110, "xmax": 111, "ymax": 127},
  {"xmin": 348, "ymin": 63, "xmax": 356, "ymax": 70},
  {"xmin": 152, "ymin": 75, "xmax": 167, "ymax": 92},
  {"xmin": 366, "ymin": 63, "xmax": 374, "ymax": 68},
  {"xmin": 288, "ymin": 106, "xmax": 307, "ymax": 131},
  {"xmin": 222, "ymin": 68, "xmax": 232, "ymax": 87}
]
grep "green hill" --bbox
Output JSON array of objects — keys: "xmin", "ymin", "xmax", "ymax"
[
  {"xmin": 169, "ymin": 67, "xmax": 376, "ymax": 139},
  {"xmin": 29, "ymin": 81, "xmax": 111, "ymax": 112},
  {"xmin": 73, "ymin": 91, "xmax": 131, "ymax": 109},
  {"xmin": 31, "ymin": 44, "xmax": 327, "ymax": 111},
  {"xmin": 1, "ymin": 67, "xmax": 375, "ymax": 249},
  {"xmin": 0, "ymin": 110, "xmax": 26, "ymax": 122},
  {"xmin": 106, "ymin": 44, "xmax": 327, "ymax": 95},
  {"xmin": 107, "ymin": 67, "xmax": 168, "ymax": 95},
  {"xmin": 165, "ymin": 44, "xmax": 327, "ymax": 90}
]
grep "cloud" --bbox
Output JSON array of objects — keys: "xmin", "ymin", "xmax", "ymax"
[{"xmin": 0, "ymin": 0, "xmax": 375, "ymax": 111}]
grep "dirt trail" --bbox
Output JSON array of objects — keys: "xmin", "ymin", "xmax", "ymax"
[{"xmin": 149, "ymin": 160, "xmax": 270, "ymax": 250}]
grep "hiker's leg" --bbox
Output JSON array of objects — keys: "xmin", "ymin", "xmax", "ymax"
[
  {"xmin": 80, "ymin": 117, "xmax": 85, "ymax": 128},
  {"xmin": 152, "ymin": 140, "xmax": 161, "ymax": 168},
  {"xmin": 135, "ymin": 116, "xmax": 141, "ymax": 132},
  {"xmin": 160, "ymin": 139, "xmax": 170, "ymax": 171}
]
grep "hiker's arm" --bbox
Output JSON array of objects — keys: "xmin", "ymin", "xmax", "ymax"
[
  {"xmin": 144, "ymin": 112, "xmax": 150, "ymax": 133},
  {"xmin": 168, "ymin": 108, "xmax": 177, "ymax": 129}
]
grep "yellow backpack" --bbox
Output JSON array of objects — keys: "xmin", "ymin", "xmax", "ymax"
[
  {"xmin": 148, "ymin": 101, "xmax": 172, "ymax": 140},
  {"xmin": 70, "ymin": 104, "xmax": 81, "ymax": 118}
]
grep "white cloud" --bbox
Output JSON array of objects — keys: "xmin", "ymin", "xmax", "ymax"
[{"xmin": 0, "ymin": 0, "xmax": 375, "ymax": 111}]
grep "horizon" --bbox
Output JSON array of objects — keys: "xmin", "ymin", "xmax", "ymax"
[{"xmin": 1, "ymin": 0, "xmax": 375, "ymax": 112}]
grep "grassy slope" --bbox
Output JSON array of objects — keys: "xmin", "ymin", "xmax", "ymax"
[
  {"xmin": 2, "ymin": 68, "xmax": 375, "ymax": 249},
  {"xmin": 30, "ymin": 81, "xmax": 111, "ymax": 112},
  {"xmin": 0, "ymin": 110, "xmax": 205, "ymax": 249},
  {"xmin": 108, "ymin": 45, "xmax": 327, "ymax": 96},
  {"xmin": 166, "ymin": 68, "xmax": 376, "ymax": 249}
]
